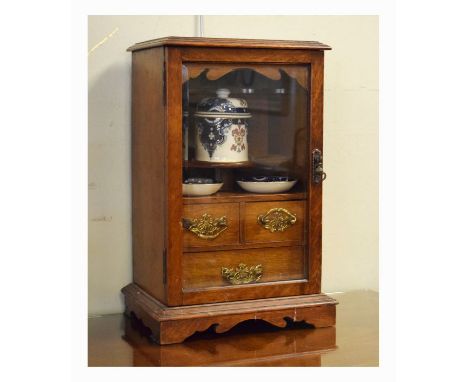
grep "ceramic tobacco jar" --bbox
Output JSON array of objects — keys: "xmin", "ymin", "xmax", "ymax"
[{"xmin": 194, "ymin": 88, "xmax": 251, "ymax": 163}]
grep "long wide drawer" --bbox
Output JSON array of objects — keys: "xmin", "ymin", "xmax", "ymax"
[{"xmin": 182, "ymin": 246, "xmax": 305, "ymax": 290}]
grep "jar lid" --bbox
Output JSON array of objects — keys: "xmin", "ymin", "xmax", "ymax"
[{"xmin": 194, "ymin": 88, "xmax": 252, "ymax": 119}]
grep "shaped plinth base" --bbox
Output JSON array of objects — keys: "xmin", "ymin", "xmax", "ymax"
[{"xmin": 122, "ymin": 283, "xmax": 337, "ymax": 345}]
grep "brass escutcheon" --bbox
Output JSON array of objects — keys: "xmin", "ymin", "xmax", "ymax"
[
  {"xmin": 221, "ymin": 263, "xmax": 263, "ymax": 285},
  {"xmin": 257, "ymin": 208, "xmax": 297, "ymax": 232},
  {"xmin": 182, "ymin": 213, "xmax": 227, "ymax": 240}
]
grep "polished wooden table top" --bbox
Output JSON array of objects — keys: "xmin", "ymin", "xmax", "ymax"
[{"xmin": 88, "ymin": 290, "xmax": 378, "ymax": 366}]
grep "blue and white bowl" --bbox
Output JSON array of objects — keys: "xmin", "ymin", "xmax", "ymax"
[
  {"xmin": 183, "ymin": 178, "xmax": 223, "ymax": 196},
  {"xmin": 236, "ymin": 176, "xmax": 297, "ymax": 194}
]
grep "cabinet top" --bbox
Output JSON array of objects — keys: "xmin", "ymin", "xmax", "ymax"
[{"xmin": 127, "ymin": 36, "xmax": 331, "ymax": 52}]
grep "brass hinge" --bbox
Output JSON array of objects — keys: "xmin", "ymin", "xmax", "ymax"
[
  {"xmin": 163, "ymin": 48, "xmax": 168, "ymax": 106},
  {"xmin": 162, "ymin": 53, "xmax": 167, "ymax": 106},
  {"xmin": 162, "ymin": 248, "xmax": 167, "ymax": 284}
]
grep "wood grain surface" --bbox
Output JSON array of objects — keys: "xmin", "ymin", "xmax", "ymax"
[
  {"xmin": 244, "ymin": 200, "xmax": 306, "ymax": 244},
  {"xmin": 131, "ymin": 47, "xmax": 167, "ymax": 303},
  {"xmin": 89, "ymin": 291, "xmax": 378, "ymax": 367},
  {"xmin": 127, "ymin": 36, "xmax": 331, "ymax": 52},
  {"xmin": 182, "ymin": 246, "xmax": 305, "ymax": 290},
  {"xmin": 128, "ymin": 39, "xmax": 331, "ymax": 326},
  {"xmin": 122, "ymin": 283, "xmax": 336, "ymax": 345},
  {"xmin": 183, "ymin": 191, "xmax": 306, "ymax": 205},
  {"xmin": 306, "ymin": 51, "xmax": 325, "ymax": 295},
  {"xmin": 182, "ymin": 203, "xmax": 240, "ymax": 248},
  {"xmin": 165, "ymin": 47, "xmax": 184, "ymax": 306}
]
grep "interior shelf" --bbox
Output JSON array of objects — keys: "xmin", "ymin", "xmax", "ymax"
[
  {"xmin": 183, "ymin": 191, "xmax": 306, "ymax": 205},
  {"xmin": 184, "ymin": 160, "xmax": 254, "ymax": 168}
]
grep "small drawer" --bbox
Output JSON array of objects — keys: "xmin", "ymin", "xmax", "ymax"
[
  {"xmin": 182, "ymin": 203, "xmax": 240, "ymax": 249},
  {"xmin": 182, "ymin": 246, "xmax": 305, "ymax": 290},
  {"xmin": 244, "ymin": 200, "xmax": 305, "ymax": 244}
]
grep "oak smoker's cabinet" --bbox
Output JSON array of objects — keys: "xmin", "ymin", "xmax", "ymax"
[{"xmin": 122, "ymin": 37, "xmax": 337, "ymax": 345}]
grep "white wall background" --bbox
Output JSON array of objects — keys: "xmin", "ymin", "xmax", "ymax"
[{"xmin": 88, "ymin": 15, "xmax": 378, "ymax": 315}]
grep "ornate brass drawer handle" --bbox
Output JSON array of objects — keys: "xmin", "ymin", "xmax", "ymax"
[
  {"xmin": 221, "ymin": 263, "xmax": 263, "ymax": 285},
  {"xmin": 257, "ymin": 208, "xmax": 297, "ymax": 232},
  {"xmin": 182, "ymin": 213, "xmax": 227, "ymax": 240}
]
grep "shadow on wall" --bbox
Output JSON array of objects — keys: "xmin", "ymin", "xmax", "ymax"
[{"xmin": 88, "ymin": 58, "xmax": 133, "ymax": 315}]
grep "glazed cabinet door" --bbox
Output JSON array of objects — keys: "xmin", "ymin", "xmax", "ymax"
[{"xmin": 164, "ymin": 47, "xmax": 324, "ymax": 305}]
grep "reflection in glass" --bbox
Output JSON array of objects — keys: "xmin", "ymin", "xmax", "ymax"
[{"xmin": 182, "ymin": 63, "xmax": 310, "ymax": 195}]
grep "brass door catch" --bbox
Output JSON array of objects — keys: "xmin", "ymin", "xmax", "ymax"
[
  {"xmin": 182, "ymin": 214, "xmax": 227, "ymax": 240},
  {"xmin": 312, "ymin": 148, "xmax": 327, "ymax": 183}
]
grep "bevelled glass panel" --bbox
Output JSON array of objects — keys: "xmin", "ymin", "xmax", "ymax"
[{"xmin": 182, "ymin": 63, "xmax": 310, "ymax": 196}]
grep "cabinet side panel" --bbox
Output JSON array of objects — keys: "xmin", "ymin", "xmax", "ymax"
[{"xmin": 131, "ymin": 47, "xmax": 167, "ymax": 303}]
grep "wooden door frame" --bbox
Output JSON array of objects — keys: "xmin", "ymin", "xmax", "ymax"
[{"xmin": 164, "ymin": 46, "xmax": 325, "ymax": 306}]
